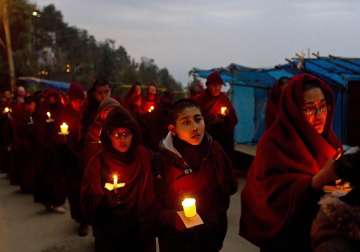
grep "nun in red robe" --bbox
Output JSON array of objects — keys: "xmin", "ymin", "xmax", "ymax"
[
  {"xmin": 83, "ymin": 97, "xmax": 126, "ymax": 166},
  {"xmin": 56, "ymin": 82, "xmax": 88, "ymax": 234},
  {"xmin": 81, "ymin": 107, "xmax": 156, "ymax": 252},
  {"xmin": 33, "ymin": 89, "xmax": 67, "ymax": 212},
  {"xmin": 239, "ymin": 73, "xmax": 342, "ymax": 252},
  {"xmin": 193, "ymin": 71, "xmax": 238, "ymax": 159}
]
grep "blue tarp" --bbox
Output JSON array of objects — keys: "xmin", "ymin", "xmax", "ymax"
[
  {"xmin": 191, "ymin": 56, "xmax": 360, "ymax": 144},
  {"xmin": 191, "ymin": 64, "xmax": 295, "ymax": 143},
  {"xmin": 17, "ymin": 77, "xmax": 70, "ymax": 91}
]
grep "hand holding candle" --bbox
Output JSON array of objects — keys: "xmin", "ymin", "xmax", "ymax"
[
  {"xmin": 182, "ymin": 198, "xmax": 197, "ymax": 218},
  {"xmin": 104, "ymin": 174, "xmax": 125, "ymax": 191}
]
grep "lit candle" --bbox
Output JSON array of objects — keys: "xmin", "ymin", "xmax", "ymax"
[
  {"xmin": 113, "ymin": 174, "xmax": 118, "ymax": 187},
  {"xmin": 59, "ymin": 122, "xmax": 69, "ymax": 135},
  {"xmin": 148, "ymin": 105, "xmax": 155, "ymax": 113},
  {"xmin": 182, "ymin": 198, "xmax": 197, "ymax": 218},
  {"xmin": 46, "ymin": 111, "xmax": 51, "ymax": 119},
  {"xmin": 3, "ymin": 107, "xmax": 11, "ymax": 113},
  {"xmin": 220, "ymin": 106, "xmax": 228, "ymax": 116}
]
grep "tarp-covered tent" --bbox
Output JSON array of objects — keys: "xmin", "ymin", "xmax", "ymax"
[
  {"xmin": 17, "ymin": 77, "xmax": 70, "ymax": 91},
  {"xmin": 191, "ymin": 64, "xmax": 296, "ymax": 143},
  {"xmin": 289, "ymin": 56, "xmax": 360, "ymax": 145},
  {"xmin": 192, "ymin": 55, "xmax": 360, "ymax": 145}
]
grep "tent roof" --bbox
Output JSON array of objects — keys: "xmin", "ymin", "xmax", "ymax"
[
  {"xmin": 290, "ymin": 56, "xmax": 360, "ymax": 87},
  {"xmin": 191, "ymin": 64, "xmax": 295, "ymax": 88}
]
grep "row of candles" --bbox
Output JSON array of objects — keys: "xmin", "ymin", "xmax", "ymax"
[{"xmin": 3, "ymin": 105, "xmax": 221, "ymax": 220}]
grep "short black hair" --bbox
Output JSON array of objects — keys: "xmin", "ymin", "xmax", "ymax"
[{"xmin": 169, "ymin": 99, "xmax": 201, "ymax": 124}]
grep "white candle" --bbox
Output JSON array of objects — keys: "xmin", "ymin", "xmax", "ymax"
[{"xmin": 182, "ymin": 198, "xmax": 197, "ymax": 218}]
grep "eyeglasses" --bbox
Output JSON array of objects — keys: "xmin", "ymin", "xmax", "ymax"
[
  {"xmin": 302, "ymin": 102, "xmax": 329, "ymax": 116},
  {"xmin": 110, "ymin": 130, "xmax": 132, "ymax": 139}
]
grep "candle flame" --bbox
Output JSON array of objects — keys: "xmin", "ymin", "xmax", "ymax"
[
  {"xmin": 60, "ymin": 122, "xmax": 69, "ymax": 134},
  {"xmin": 113, "ymin": 174, "xmax": 118, "ymax": 185},
  {"xmin": 3, "ymin": 107, "xmax": 11, "ymax": 113},
  {"xmin": 46, "ymin": 112, "xmax": 51, "ymax": 118},
  {"xmin": 220, "ymin": 106, "xmax": 228, "ymax": 115},
  {"xmin": 182, "ymin": 198, "xmax": 196, "ymax": 207},
  {"xmin": 148, "ymin": 105, "xmax": 155, "ymax": 113}
]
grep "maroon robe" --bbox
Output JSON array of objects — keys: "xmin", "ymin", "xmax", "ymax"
[
  {"xmin": 13, "ymin": 108, "xmax": 37, "ymax": 192},
  {"xmin": 0, "ymin": 102, "xmax": 15, "ymax": 175},
  {"xmin": 240, "ymin": 74, "xmax": 342, "ymax": 251},
  {"xmin": 33, "ymin": 91, "xmax": 67, "ymax": 207},
  {"xmin": 81, "ymin": 145, "xmax": 156, "ymax": 251},
  {"xmin": 57, "ymin": 105, "xmax": 84, "ymax": 221},
  {"xmin": 194, "ymin": 91, "xmax": 238, "ymax": 159},
  {"xmin": 155, "ymin": 133, "xmax": 237, "ymax": 252}
]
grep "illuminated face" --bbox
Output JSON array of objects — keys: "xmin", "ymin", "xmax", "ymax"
[
  {"xmin": 94, "ymin": 85, "xmax": 111, "ymax": 103},
  {"xmin": 208, "ymin": 83, "xmax": 222, "ymax": 97},
  {"xmin": 302, "ymin": 87, "xmax": 328, "ymax": 134},
  {"xmin": 147, "ymin": 85, "xmax": 157, "ymax": 99},
  {"xmin": 169, "ymin": 107, "xmax": 205, "ymax": 145},
  {"xmin": 134, "ymin": 85, "xmax": 142, "ymax": 96},
  {"xmin": 70, "ymin": 99, "xmax": 83, "ymax": 112},
  {"xmin": 109, "ymin": 127, "xmax": 133, "ymax": 153},
  {"xmin": 26, "ymin": 101, "xmax": 36, "ymax": 113}
]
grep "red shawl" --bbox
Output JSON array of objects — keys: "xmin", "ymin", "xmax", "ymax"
[
  {"xmin": 240, "ymin": 74, "xmax": 342, "ymax": 246},
  {"xmin": 81, "ymin": 145, "xmax": 155, "ymax": 224}
]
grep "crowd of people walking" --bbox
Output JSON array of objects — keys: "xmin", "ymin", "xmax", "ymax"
[{"xmin": 1, "ymin": 72, "xmax": 359, "ymax": 252}]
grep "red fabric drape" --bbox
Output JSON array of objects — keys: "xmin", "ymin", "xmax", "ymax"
[{"xmin": 240, "ymin": 74, "xmax": 342, "ymax": 247}]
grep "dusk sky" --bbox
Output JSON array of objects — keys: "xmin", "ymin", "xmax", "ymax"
[{"xmin": 33, "ymin": 0, "xmax": 360, "ymax": 84}]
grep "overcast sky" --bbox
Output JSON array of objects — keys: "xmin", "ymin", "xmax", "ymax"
[{"xmin": 33, "ymin": 0, "xmax": 360, "ymax": 84}]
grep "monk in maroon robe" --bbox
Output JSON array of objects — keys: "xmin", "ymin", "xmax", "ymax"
[
  {"xmin": 33, "ymin": 89, "xmax": 67, "ymax": 213},
  {"xmin": 81, "ymin": 107, "xmax": 156, "ymax": 252},
  {"xmin": 193, "ymin": 71, "xmax": 238, "ymax": 160},
  {"xmin": 240, "ymin": 74, "xmax": 342, "ymax": 252},
  {"xmin": 123, "ymin": 82, "xmax": 144, "ymax": 120},
  {"xmin": 13, "ymin": 96, "xmax": 37, "ymax": 193},
  {"xmin": 154, "ymin": 99, "xmax": 237, "ymax": 252},
  {"xmin": 83, "ymin": 97, "xmax": 126, "ymax": 167}
]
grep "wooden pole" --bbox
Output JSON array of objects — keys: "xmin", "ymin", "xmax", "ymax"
[{"xmin": 1, "ymin": 0, "xmax": 16, "ymax": 91}]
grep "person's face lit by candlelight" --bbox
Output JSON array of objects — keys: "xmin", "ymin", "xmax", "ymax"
[
  {"xmin": 208, "ymin": 83, "xmax": 222, "ymax": 97},
  {"xmin": 169, "ymin": 106, "xmax": 205, "ymax": 146},
  {"xmin": 302, "ymin": 87, "xmax": 328, "ymax": 134},
  {"xmin": 71, "ymin": 98, "xmax": 83, "ymax": 112},
  {"xmin": 147, "ymin": 85, "xmax": 157, "ymax": 100},
  {"xmin": 109, "ymin": 128, "xmax": 133, "ymax": 153}
]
